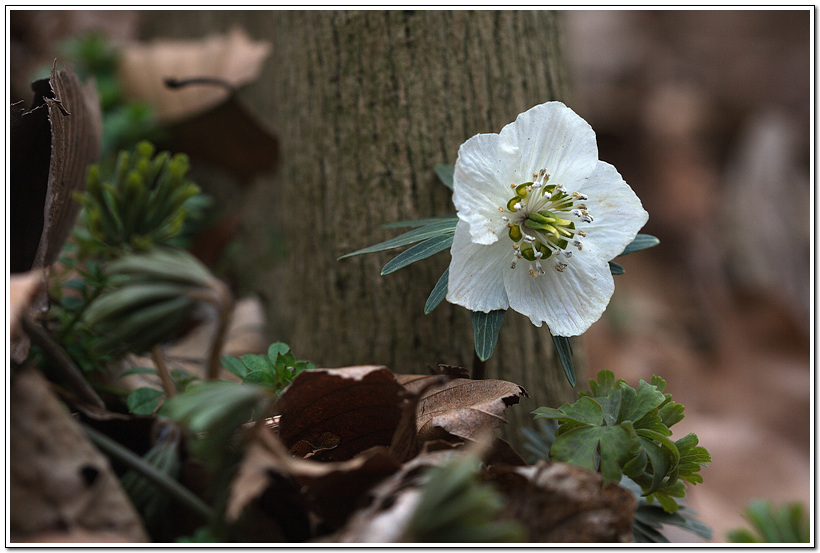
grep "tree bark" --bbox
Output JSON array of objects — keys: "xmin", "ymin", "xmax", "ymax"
[{"xmin": 140, "ymin": 10, "xmax": 578, "ymax": 438}]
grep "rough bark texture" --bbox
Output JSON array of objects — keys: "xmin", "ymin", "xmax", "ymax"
[{"xmin": 140, "ymin": 11, "xmax": 578, "ymax": 436}]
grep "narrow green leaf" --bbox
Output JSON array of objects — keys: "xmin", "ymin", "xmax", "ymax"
[
  {"xmin": 424, "ymin": 268, "xmax": 449, "ymax": 314},
  {"xmin": 382, "ymin": 214, "xmax": 458, "ymax": 229},
  {"xmin": 434, "ymin": 164, "xmax": 455, "ymax": 190},
  {"xmin": 471, "ymin": 309, "xmax": 505, "ymax": 361},
  {"xmin": 609, "ymin": 261, "xmax": 625, "ymax": 275},
  {"xmin": 551, "ymin": 334, "xmax": 576, "ymax": 386},
  {"xmin": 618, "ymin": 233, "xmax": 660, "ymax": 257},
  {"xmin": 339, "ymin": 218, "xmax": 458, "ymax": 259},
  {"xmin": 381, "ymin": 233, "xmax": 454, "ymax": 275}
]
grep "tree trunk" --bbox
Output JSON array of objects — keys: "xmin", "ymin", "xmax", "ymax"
[{"xmin": 140, "ymin": 10, "xmax": 578, "ymax": 439}]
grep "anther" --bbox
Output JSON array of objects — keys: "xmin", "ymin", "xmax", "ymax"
[
  {"xmin": 523, "ymin": 234, "xmax": 536, "ymax": 243},
  {"xmin": 555, "ymin": 262, "xmax": 568, "ymax": 272},
  {"xmin": 573, "ymin": 239, "xmax": 583, "ymax": 250}
]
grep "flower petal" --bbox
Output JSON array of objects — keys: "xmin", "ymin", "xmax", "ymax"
[
  {"xmin": 446, "ymin": 221, "xmax": 510, "ymax": 312},
  {"xmin": 499, "ymin": 102, "xmax": 598, "ymax": 188},
  {"xmin": 503, "ymin": 242, "xmax": 614, "ymax": 336},
  {"xmin": 578, "ymin": 161, "xmax": 649, "ymax": 260},
  {"xmin": 452, "ymin": 132, "xmax": 520, "ymax": 245}
]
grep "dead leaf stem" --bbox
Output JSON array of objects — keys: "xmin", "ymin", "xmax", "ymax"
[{"xmin": 20, "ymin": 314, "xmax": 105, "ymax": 409}]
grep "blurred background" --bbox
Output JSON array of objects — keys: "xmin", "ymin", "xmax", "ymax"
[
  {"xmin": 564, "ymin": 9, "xmax": 811, "ymax": 541},
  {"xmin": 9, "ymin": 9, "xmax": 812, "ymax": 542}
]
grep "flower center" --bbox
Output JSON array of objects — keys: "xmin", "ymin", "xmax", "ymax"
[{"xmin": 500, "ymin": 168, "xmax": 592, "ymax": 277}]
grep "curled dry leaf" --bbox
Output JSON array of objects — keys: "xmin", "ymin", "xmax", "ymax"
[
  {"xmin": 397, "ymin": 374, "xmax": 528, "ymax": 444},
  {"xmin": 9, "ymin": 368, "xmax": 148, "ymax": 543},
  {"xmin": 118, "ymin": 27, "xmax": 271, "ymax": 124},
  {"xmin": 10, "ymin": 63, "xmax": 102, "ymax": 275},
  {"xmin": 227, "ymin": 427, "xmax": 400, "ymax": 531},
  {"xmin": 485, "ymin": 461, "xmax": 637, "ymax": 543},
  {"xmin": 276, "ymin": 366, "xmax": 407, "ymax": 462}
]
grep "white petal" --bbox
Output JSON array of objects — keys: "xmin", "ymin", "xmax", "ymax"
[
  {"xmin": 452, "ymin": 133, "xmax": 519, "ymax": 245},
  {"xmin": 503, "ymin": 242, "xmax": 614, "ymax": 336},
  {"xmin": 578, "ymin": 161, "xmax": 649, "ymax": 260},
  {"xmin": 446, "ymin": 221, "xmax": 510, "ymax": 312},
  {"xmin": 499, "ymin": 102, "xmax": 598, "ymax": 187}
]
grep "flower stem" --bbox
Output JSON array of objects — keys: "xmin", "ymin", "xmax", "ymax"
[
  {"xmin": 151, "ymin": 346, "xmax": 175, "ymax": 398},
  {"xmin": 205, "ymin": 280, "xmax": 233, "ymax": 381},
  {"xmin": 471, "ymin": 351, "xmax": 486, "ymax": 380}
]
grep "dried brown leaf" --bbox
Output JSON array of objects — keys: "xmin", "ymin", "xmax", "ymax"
[
  {"xmin": 227, "ymin": 428, "xmax": 400, "ymax": 531},
  {"xmin": 276, "ymin": 366, "xmax": 407, "ymax": 462},
  {"xmin": 397, "ymin": 375, "xmax": 527, "ymax": 444},
  {"xmin": 486, "ymin": 461, "xmax": 637, "ymax": 543},
  {"xmin": 9, "ymin": 368, "xmax": 148, "ymax": 543},
  {"xmin": 35, "ymin": 63, "xmax": 102, "ymax": 271},
  {"xmin": 119, "ymin": 28, "xmax": 271, "ymax": 123}
]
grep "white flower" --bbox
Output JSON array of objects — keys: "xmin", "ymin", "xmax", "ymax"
[{"xmin": 446, "ymin": 101, "xmax": 649, "ymax": 337}]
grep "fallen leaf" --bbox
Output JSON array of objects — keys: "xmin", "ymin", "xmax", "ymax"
[
  {"xmin": 9, "ymin": 367, "xmax": 148, "ymax": 543},
  {"xmin": 10, "ymin": 61, "xmax": 102, "ymax": 365},
  {"xmin": 486, "ymin": 461, "xmax": 637, "ymax": 543},
  {"xmin": 276, "ymin": 366, "xmax": 407, "ymax": 462},
  {"xmin": 35, "ymin": 62, "xmax": 102, "ymax": 271},
  {"xmin": 397, "ymin": 375, "xmax": 527, "ymax": 444},
  {"xmin": 118, "ymin": 28, "xmax": 271, "ymax": 124},
  {"xmin": 227, "ymin": 427, "xmax": 400, "ymax": 531}
]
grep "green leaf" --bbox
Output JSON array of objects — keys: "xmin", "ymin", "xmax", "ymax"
[
  {"xmin": 127, "ymin": 387, "xmax": 164, "ymax": 415},
  {"xmin": 381, "ymin": 233, "xmax": 454, "ymax": 275},
  {"xmin": 533, "ymin": 396, "xmax": 604, "ymax": 427},
  {"xmin": 339, "ymin": 218, "xmax": 458, "ymax": 259},
  {"xmin": 161, "ymin": 381, "xmax": 268, "ymax": 465},
  {"xmin": 551, "ymin": 334, "xmax": 576, "ymax": 386},
  {"xmin": 382, "ymin": 214, "xmax": 458, "ymax": 229},
  {"xmin": 221, "ymin": 355, "xmax": 249, "ymax": 379},
  {"xmin": 433, "ymin": 164, "xmax": 455, "ymax": 190},
  {"xmin": 533, "ymin": 370, "xmax": 710, "ymax": 506},
  {"xmin": 609, "ymin": 261, "xmax": 625, "ymax": 275},
  {"xmin": 239, "ymin": 353, "xmax": 273, "ymax": 374},
  {"xmin": 618, "ymin": 379, "xmax": 667, "ymax": 424},
  {"xmin": 424, "ymin": 268, "xmax": 449, "ymax": 314},
  {"xmin": 471, "ymin": 309, "xmax": 505, "ymax": 362},
  {"xmin": 618, "ymin": 233, "xmax": 660, "ymax": 257},
  {"xmin": 267, "ymin": 342, "xmax": 290, "ymax": 360}
]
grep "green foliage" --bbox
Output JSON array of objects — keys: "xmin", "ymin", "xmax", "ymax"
[
  {"xmin": 727, "ymin": 500, "xmax": 810, "ymax": 543},
  {"xmin": 406, "ymin": 453, "xmax": 526, "ymax": 542},
  {"xmin": 619, "ymin": 476, "xmax": 712, "ymax": 542},
  {"xmin": 76, "ymin": 141, "xmax": 201, "ymax": 254},
  {"xmin": 471, "ymin": 310, "xmax": 505, "ymax": 362},
  {"xmin": 532, "ymin": 370, "xmax": 711, "ymax": 513},
  {"xmin": 120, "ymin": 423, "xmax": 182, "ymax": 531},
  {"xmin": 82, "ymin": 247, "xmax": 216, "ymax": 357},
  {"xmin": 221, "ymin": 342, "xmax": 315, "ymax": 395},
  {"xmin": 161, "ymin": 380, "xmax": 270, "ymax": 466}
]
